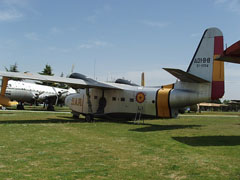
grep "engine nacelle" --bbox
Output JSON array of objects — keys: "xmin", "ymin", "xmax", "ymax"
[{"xmin": 69, "ymin": 73, "xmax": 87, "ymax": 80}]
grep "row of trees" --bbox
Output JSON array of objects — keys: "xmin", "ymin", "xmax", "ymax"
[
  {"xmin": 5, "ymin": 63, "xmax": 67, "ymax": 89},
  {"xmin": 5, "ymin": 63, "xmax": 54, "ymax": 76}
]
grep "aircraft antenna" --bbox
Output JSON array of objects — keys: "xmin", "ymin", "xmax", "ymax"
[
  {"xmin": 94, "ymin": 59, "xmax": 96, "ymax": 80},
  {"xmin": 141, "ymin": 72, "xmax": 145, "ymax": 86},
  {"xmin": 71, "ymin": 64, "xmax": 75, "ymax": 73}
]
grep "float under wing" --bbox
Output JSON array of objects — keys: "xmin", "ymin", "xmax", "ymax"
[
  {"xmin": 0, "ymin": 71, "xmax": 121, "ymax": 90},
  {"xmin": 217, "ymin": 40, "xmax": 240, "ymax": 64},
  {"xmin": 163, "ymin": 68, "xmax": 209, "ymax": 83}
]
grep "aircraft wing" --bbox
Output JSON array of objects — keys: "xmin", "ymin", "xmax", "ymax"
[
  {"xmin": 0, "ymin": 71, "xmax": 121, "ymax": 90},
  {"xmin": 163, "ymin": 68, "xmax": 209, "ymax": 83},
  {"xmin": 216, "ymin": 40, "xmax": 240, "ymax": 64}
]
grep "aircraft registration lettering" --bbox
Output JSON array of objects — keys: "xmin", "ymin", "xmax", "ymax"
[
  {"xmin": 194, "ymin": 57, "xmax": 211, "ymax": 64},
  {"xmin": 194, "ymin": 57, "xmax": 211, "ymax": 68},
  {"xmin": 196, "ymin": 64, "xmax": 209, "ymax": 68},
  {"xmin": 71, "ymin": 98, "xmax": 83, "ymax": 106}
]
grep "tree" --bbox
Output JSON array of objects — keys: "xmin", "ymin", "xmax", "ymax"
[
  {"xmin": 5, "ymin": 62, "xmax": 19, "ymax": 72},
  {"xmin": 57, "ymin": 72, "xmax": 68, "ymax": 89},
  {"xmin": 5, "ymin": 63, "xmax": 21, "ymax": 80},
  {"xmin": 223, "ymin": 99, "xmax": 230, "ymax": 104},
  {"xmin": 38, "ymin": 64, "xmax": 55, "ymax": 86},
  {"xmin": 39, "ymin": 64, "xmax": 54, "ymax": 76}
]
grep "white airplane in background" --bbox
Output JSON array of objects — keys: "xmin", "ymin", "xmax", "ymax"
[
  {"xmin": 0, "ymin": 27, "xmax": 239, "ymax": 120},
  {"xmin": 0, "ymin": 79, "xmax": 76, "ymax": 110}
]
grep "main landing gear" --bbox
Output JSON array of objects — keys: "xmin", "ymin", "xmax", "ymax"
[
  {"xmin": 17, "ymin": 102, "xmax": 24, "ymax": 110},
  {"xmin": 85, "ymin": 114, "xmax": 94, "ymax": 122},
  {"xmin": 46, "ymin": 104, "xmax": 55, "ymax": 111},
  {"xmin": 71, "ymin": 111, "xmax": 94, "ymax": 122}
]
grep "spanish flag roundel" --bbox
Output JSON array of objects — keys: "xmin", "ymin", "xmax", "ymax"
[{"xmin": 136, "ymin": 92, "xmax": 145, "ymax": 103}]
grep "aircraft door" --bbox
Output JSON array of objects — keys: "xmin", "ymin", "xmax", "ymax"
[{"xmin": 97, "ymin": 90, "xmax": 106, "ymax": 114}]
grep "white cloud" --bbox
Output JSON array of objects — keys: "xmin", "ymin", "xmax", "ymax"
[
  {"xmin": 0, "ymin": 0, "xmax": 28, "ymax": 22},
  {"xmin": 2, "ymin": 0, "xmax": 29, "ymax": 7},
  {"xmin": 48, "ymin": 46, "xmax": 71, "ymax": 53},
  {"xmin": 0, "ymin": 9, "xmax": 23, "ymax": 21},
  {"xmin": 215, "ymin": 0, "xmax": 240, "ymax": 14},
  {"xmin": 78, "ymin": 41, "xmax": 112, "ymax": 49},
  {"xmin": 24, "ymin": 32, "xmax": 39, "ymax": 41},
  {"xmin": 142, "ymin": 20, "xmax": 170, "ymax": 28},
  {"xmin": 214, "ymin": 0, "xmax": 228, "ymax": 4},
  {"xmin": 228, "ymin": 0, "xmax": 240, "ymax": 13},
  {"xmin": 103, "ymin": 4, "xmax": 112, "ymax": 11},
  {"xmin": 85, "ymin": 4, "xmax": 112, "ymax": 23},
  {"xmin": 50, "ymin": 27, "xmax": 63, "ymax": 34},
  {"xmin": 190, "ymin": 33, "xmax": 201, "ymax": 38},
  {"xmin": 0, "ymin": 0, "xmax": 37, "ymax": 22},
  {"xmin": 85, "ymin": 15, "xmax": 97, "ymax": 23}
]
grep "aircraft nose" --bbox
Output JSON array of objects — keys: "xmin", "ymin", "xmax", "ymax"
[{"xmin": 65, "ymin": 94, "xmax": 73, "ymax": 107}]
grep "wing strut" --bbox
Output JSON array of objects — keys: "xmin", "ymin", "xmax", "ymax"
[
  {"xmin": 1, "ymin": 77, "xmax": 8, "ymax": 96},
  {"xmin": 0, "ymin": 77, "xmax": 17, "ymax": 107}
]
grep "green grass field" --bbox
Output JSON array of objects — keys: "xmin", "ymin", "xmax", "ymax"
[{"xmin": 0, "ymin": 110, "xmax": 239, "ymax": 180}]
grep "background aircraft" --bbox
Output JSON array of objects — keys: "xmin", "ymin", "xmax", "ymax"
[
  {"xmin": 0, "ymin": 27, "xmax": 240, "ymax": 120},
  {"xmin": 0, "ymin": 79, "xmax": 76, "ymax": 110}
]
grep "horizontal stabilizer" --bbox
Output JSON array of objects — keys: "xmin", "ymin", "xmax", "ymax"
[
  {"xmin": 163, "ymin": 68, "xmax": 209, "ymax": 83},
  {"xmin": 217, "ymin": 40, "xmax": 240, "ymax": 64}
]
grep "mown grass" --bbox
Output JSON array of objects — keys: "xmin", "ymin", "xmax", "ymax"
[{"xmin": 0, "ymin": 111, "xmax": 239, "ymax": 179}]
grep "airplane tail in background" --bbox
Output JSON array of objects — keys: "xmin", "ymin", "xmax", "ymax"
[{"xmin": 187, "ymin": 27, "xmax": 224, "ymax": 100}]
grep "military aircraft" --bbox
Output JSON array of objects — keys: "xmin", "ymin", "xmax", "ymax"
[
  {"xmin": 0, "ymin": 79, "xmax": 76, "ymax": 110},
  {"xmin": 0, "ymin": 27, "xmax": 240, "ymax": 120}
]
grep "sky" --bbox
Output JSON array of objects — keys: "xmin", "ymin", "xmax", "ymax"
[{"xmin": 0, "ymin": 0, "xmax": 240, "ymax": 100}]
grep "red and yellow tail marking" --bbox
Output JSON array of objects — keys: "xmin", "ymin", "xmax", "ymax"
[
  {"xmin": 156, "ymin": 84, "xmax": 174, "ymax": 118},
  {"xmin": 211, "ymin": 36, "xmax": 224, "ymax": 100}
]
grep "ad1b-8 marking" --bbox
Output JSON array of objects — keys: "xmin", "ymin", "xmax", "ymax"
[{"xmin": 194, "ymin": 57, "xmax": 211, "ymax": 64}]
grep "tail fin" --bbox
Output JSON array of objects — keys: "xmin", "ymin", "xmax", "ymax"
[{"xmin": 187, "ymin": 27, "xmax": 224, "ymax": 100}]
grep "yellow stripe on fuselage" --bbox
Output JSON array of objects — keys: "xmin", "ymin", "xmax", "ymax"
[
  {"xmin": 162, "ymin": 83, "xmax": 174, "ymax": 89},
  {"xmin": 157, "ymin": 84, "xmax": 173, "ymax": 118}
]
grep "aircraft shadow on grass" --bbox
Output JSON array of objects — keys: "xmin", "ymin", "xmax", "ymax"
[
  {"xmin": 172, "ymin": 136, "xmax": 240, "ymax": 146},
  {"xmin": 0, "ymin": 117, "xmax": 143, "ymax": 124},
  {"xmin": 130, "ymin": 124, "xmax": 202, "ymax": 132},
  {"xmin": 0, "ymin": 117, "xmax": 88, "ymax": 124}
]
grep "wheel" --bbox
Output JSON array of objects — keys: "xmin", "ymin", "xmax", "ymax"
[
  {"xmin": 17, "ymin": 104, "xmax": 24, "ymax": 110},
  {"xmin": 71, "ymin": 111, "xmax": 80, "ymax": 119},
  {"xmin": 47, "ymin": 105, "xmax": 55, "ymax": 111},
  {"xmin": 85, "ymin": 114, "xmax": 93, "ymax": 122},
  {"xmin": 72, "ymin": 114, "xmax": 79, "ymax": 119}
]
